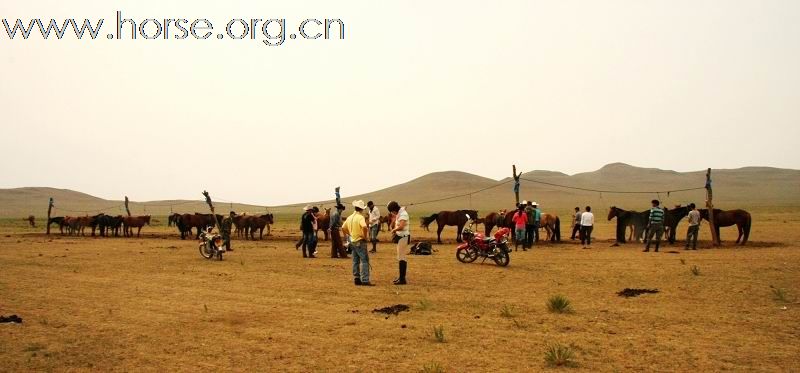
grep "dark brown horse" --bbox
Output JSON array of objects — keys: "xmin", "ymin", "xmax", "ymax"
[
  {"xmin": 179, "ymin": 213, "xmax": 221, "ymax": 239},
  {"xmin": 122, "ymin": 215, "xmax": 151, "ymax": 237},
  {"xmin": 608, "ymin": 207, "xmax": 649, "ymax": 243},
  {"xmin": 700, "ymin": 209, "xmax": 751, "ymax": 245},
  {"xmin": 663, "ymin": 205, "xmax": 690, "ymax": 244},
  {"xmin": 47, "ymin": 216, "xmax": 66, "ymax": 235},
  {"xmin": 481, "ymin": 210, "xmax": 510, "ymax": 236},
  {"xmin": 421, "ymin": 210, "xmax": 478, "ymax": 243},
  {"xmin": 247, "ymin": 214, "xmax": 274, "ymax": 240},
  {"xmin": 25, "ymin": 215, "xmax": 36, "ymax": 228}
]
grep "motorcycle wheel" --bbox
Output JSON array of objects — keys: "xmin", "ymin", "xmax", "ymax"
[
  {"xmin": 456, "ymin": 247, "xmax": 478, "ymax": 263},
  {"xmin": 199, "ymin": 243, "xmax": 213, "ymax": 259},
  {"xmin": 493, "ymin": 249, "xmax": 510, "ymax": 267}
]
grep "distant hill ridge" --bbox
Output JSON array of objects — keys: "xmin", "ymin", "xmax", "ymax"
[{"xmin": 1, "ymin": 163, "xmax": 798, "ymax": 218}]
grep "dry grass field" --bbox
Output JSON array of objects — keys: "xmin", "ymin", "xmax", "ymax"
[{"xmin": 1, "ymin": 211, "xmax": 799, "ymax": 372}]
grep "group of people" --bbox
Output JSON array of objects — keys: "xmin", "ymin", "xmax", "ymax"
[
  {"xmin": 569, "ymin": 206, "xmax": 596, "ymax": 248},
  {"xmin": 568, "ymin": 199, "xmax": 703, "ymax": 251},
  {"xmin": 510, "ymin": 200, "xmax": 543, "ymax": 251},
  {"xmin": 296, "ymin": 199, "xmax": 411, "ymax": 287}
]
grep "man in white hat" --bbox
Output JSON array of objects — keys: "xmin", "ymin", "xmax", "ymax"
[
  {"xmin": 343, "ymin": 200, "xmax": 374, "ymax": 286},
  {"xmin": 532, "ymin": 201, "xmax": 542, "ymax": 243}
]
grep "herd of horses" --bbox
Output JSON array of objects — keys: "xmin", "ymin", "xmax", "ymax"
[
  {"xmin": 419, "ymin": 205, "xmax": 752, "ymax": 246},
  {"xmin": 608, "ymin": 206, "xmax": 752, "ymax": 245},
  {"xmin": 167, "ymin": 213, "xmax": 275, "ymax": 240},
  {"xmin": 420, "ymin": 209, "xmax": 562, "ymax": 244},
  {"xmin": 40, "ymin": 203, "xmax": 752, "ymax": 246},
  {"xmin": 47, "ymin": 214, "xmax": 152, "ymax": 237}
]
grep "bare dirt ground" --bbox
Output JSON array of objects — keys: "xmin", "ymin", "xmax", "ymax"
[{"xmin": 1, "ymin": 214, "xmax": 799, "ymax": 372}]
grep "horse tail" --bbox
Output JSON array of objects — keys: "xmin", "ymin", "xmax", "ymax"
[
  {"xmin": 554, "ymin": 216, "xmax": 561, "ymax": 242},
  {"xmin": 743, "ymin": 213, "xmax": 752, "ymax": 244},
  {"xmin": 421, "ymin": 214, "xmax": 439, "ymax": 229}
]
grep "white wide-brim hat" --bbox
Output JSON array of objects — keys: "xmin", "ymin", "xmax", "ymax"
[
  {"xmin": 352, "ymin": 200, "xmax": 368, "ymax": 210},
  {"xmin": 521, "ymin": 200, "xmax": 528, "ymax": 205},
  {"xmin": 303, "ymin": 205, "xmax": 313, "ymax": 211},
  {"xmin": 531, "ymin": 202, "xmax": 539, "ymax": 206}
]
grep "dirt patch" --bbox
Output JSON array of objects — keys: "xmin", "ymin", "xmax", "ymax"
[
  {"xmin": 372, "ymin": 304, "xmax": 410, "ymax": 317},
  {"xmin": 617, "ymin": 288, "xmax": 660, "ymax": 298}
]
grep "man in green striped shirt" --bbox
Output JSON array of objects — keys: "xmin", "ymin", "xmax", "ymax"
[{"xmin": 643, "ymin": 199, "xmax": 665, "ymax": 252}]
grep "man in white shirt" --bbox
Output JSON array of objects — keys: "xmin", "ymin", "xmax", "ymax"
[
  {"xmin": 388, "ymin": 201, "xmax": 410, "ymax": 285},
  {"xmin": 685, "ymin": 203, "xmax": 701, "ymax": 250},
  {"xmin": 580, "ymin": 206, "xmax": 594, "ymax": 248},
  {"xmin": 367, "ymin": 201, "xmax": 381, "ymax": 253}
]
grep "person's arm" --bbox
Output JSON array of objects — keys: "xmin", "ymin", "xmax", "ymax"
[{"xmin": 392, "ymin": 217, "xmax": 407, "ymax": 234}]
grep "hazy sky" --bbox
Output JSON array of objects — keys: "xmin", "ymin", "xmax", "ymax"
[{"xmin": 2, "ymin": 0, "xmax": 798, "ymax": 205}]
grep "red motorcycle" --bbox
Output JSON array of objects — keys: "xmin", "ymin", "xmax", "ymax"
[{"xmin": 456, "ymin": 216, "xmax": 511, "ymax": 267}]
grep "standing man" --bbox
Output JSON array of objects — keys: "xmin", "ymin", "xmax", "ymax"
[
  {"xmin": 367, "ymin": 201, "xmax": 381, "ymax": 253},
  {"xmin": 644, "ymin": 199, "xmax": 665, "ymax": 252},
  {"xmin": 300, "ymin": 206, "xmax": 317, "ymax": 258},
  {"xmin": 570, "ymin": 207, "xmax": 582, "ymax": 240},
  {"xmin": 388, "ymin": 201, "xmax": 410, "ymax": 285},
  {"xmin": 532, "ymin": 202, "xmax": 542, "ymax": 242},
  {"xmin": 221, "ymin": 211, "xmax": 234, "ymax": 252},
  {"xmin": 330, "ymin": 203, "xmax": 348, "ymax": 258},
  {"xmin": 343, "ymin": 200, "xmax": 373, "ymax": 286},
  {"xmin": 511, "ymin": 205, "xmax": 528, "ymax": 251},
  {"xmin": 580, "ymin": 206, "xmax": 594, "ymax": 249},
  {"xmin": 685, "ymin": 203, "xmax": 701, "ymax": 250},
  {"xmin": 524, "ymin": 201, "xmax": 536, "ymax": 249}
]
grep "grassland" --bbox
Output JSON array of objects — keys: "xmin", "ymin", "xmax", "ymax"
[{"xmin": 1, "ymin": 209, "xmax": 799, "ymax": 372}]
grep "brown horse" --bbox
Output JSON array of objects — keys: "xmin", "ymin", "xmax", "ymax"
[
  {"xmin": 699, "ymin": 209, "xmax": 751, "ymax": 245},
  {"xmin": 481, "ymin": 210, "xmax": 509, "ymax": 236},
  {"xmin": 420, "ymin": 210, "xmax": 478, "ymax": 243},
  {"xmin": 25, "ymin": 215, "xmax": 36, "ymax": 228},
  {"xmin": 48, "ymin": 216, "xmax": 66, "ymax": 235},
  {"xmin": 316, "ymin": 208, "xmax": 331, "ymax": 241},
  {"xmin": 379, "ymin": 215, "xmax": 396, "ymax": 231},
  {"xmin": 122, "ymin": 215, "xmax": 151, "ymax": 237},
  {"xmin": 247, "ymin": 214, "xmax": 274, "ymax": 240},
  {"xmin": 63, "ymin": 216, "xmax": 83, "ymax": 236},
  {"xmin": 180, "ymin": 213, "xmax": 220, "ymax": 239},
  {"xmin": 538, "ymin": 213, "xmax": 561, "ymax": 242}
]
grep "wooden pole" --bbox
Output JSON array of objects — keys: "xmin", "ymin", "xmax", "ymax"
[
  {"xmin": 46, "ymin": 197, "xmax": 54, "ymax": 235},
  {"xmin": 705, "ymin": 168, "xmax": 720, "ymax": 246},
  {"xmin": 202, "ymin": 191, "xmax": 222, "ymax": 232},
  {"xmin": 124, "ymin": 196, "xmax": 131, "ymax": 217},
  {"xmin": 512, "ymin": 165, "xmax": 521, "ymax": 206}
]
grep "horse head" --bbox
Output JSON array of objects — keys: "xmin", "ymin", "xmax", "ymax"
[{"xmin": 608, "ymin": 206, "xmax": 618, "ymax": 221}]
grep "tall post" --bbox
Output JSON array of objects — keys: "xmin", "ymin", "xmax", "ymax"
[
  {"xmin": 46, "ymin": 197, "xmax": 54, "ymax": 235},
  {"xmin": 705, "ymin": 168, "xmax": 720, "ymax": 246},
  {"xmin": 124, "ymin": 196, "xmax": 131, "ymax": 217},
  {"xmin": 202, "ymin": 191, "xmax": 222, "ymax": 232},
  {"xmin": 335, "ymin": 187, "xmax": 341, "ymax": 206},
  {"xmin": 512, "ymin": 165, "xmax": 521, "ymax": 206}
]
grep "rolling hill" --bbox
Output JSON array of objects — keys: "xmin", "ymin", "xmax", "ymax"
[{"xmin": 1, "ymin": 164, "xmax": 798, "ymax": 219}]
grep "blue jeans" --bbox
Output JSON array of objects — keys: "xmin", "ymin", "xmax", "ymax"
[
  {"xmin": 351, "ymin": 240, "xmax": 370, "ymax": 282},
  {"xmin": 515, "ymin": 228, "xmax": 526, "ymax": 243},
  {"xmin": 369, "ymin": 225, "xmax": 380, "ymax": 242}
]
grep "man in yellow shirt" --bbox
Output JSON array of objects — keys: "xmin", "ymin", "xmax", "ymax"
[{"xmin": 343, "ymin": 200, "xmax": 373, "ymax": 286}]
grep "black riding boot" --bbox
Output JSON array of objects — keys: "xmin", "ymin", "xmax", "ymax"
[{"xmin": 394, "ymin": 260, "xmax": 407, "ymax": 285}]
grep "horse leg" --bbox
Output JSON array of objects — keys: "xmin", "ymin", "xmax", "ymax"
[
  {"xmin": 259, "ymin": 227, "xmax": 264, "ymax": 240},
  {"xmin": 137, "ymin": 226, "xmax": 142, "ymax": 238},
  {"xmin": 437, "ymin": 224, "xmax": 444, "ymax": 244},
  {"xmin": 456, "ymin": 224, "xmax": 464, "ymax": 243},
  {"xmin": 736, "ymin": 224, "xmax": 743, "ymax": 244}
]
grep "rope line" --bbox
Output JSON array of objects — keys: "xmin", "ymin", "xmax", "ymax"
[{"xmin": 518, "ymin": 177, "xmax": 705, "ymax": 195}]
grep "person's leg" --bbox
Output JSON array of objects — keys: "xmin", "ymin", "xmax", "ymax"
[
  {"xmin": 533, "ymin": 222, "xmax": 540, "ymax": 243},
  {"xmin": 351, "ymin": 243, "xmax": 362, "ymax": 285},
  {"xmin": 654, "ymin": 225, "xmax": 664, "ymax": 251},
  {"xmin": 525, "ymin": 225, "xmax": 534, "ymax": 248},
  {"xmin": 571, "ymin": 224, "xmax": 580, "ymax": 240},
  {"xmin": 580, "ymin": 226, "xmax": 586, "ymax": 245},
  {"xmin": 691, "ymin": 226, "xmax": 699, "ymax": 249},
  {"xmin": 360, "ymin": 241, "xmax": 371, "ymax": 283},
  {"xmin": 685, "ymin": 227, "xmax": 692, "ymax": 250},
  {"xmin": 644, "ymin": 227, "xmax": 655, "ymax": 251},
  {"xmin": 395, "ymin": 236, "xmax": 409, "ymax": 285},
  {"xmin": 586, "ymin": 226, "xmax": 593, "ymax": 246},
  {"xmin": 301, "ymin": 232, "xmax": 309, "ymax": 257},
  {"xmin": 369, "ymin": 225, "xmax": 379, "ymax": 253}
]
